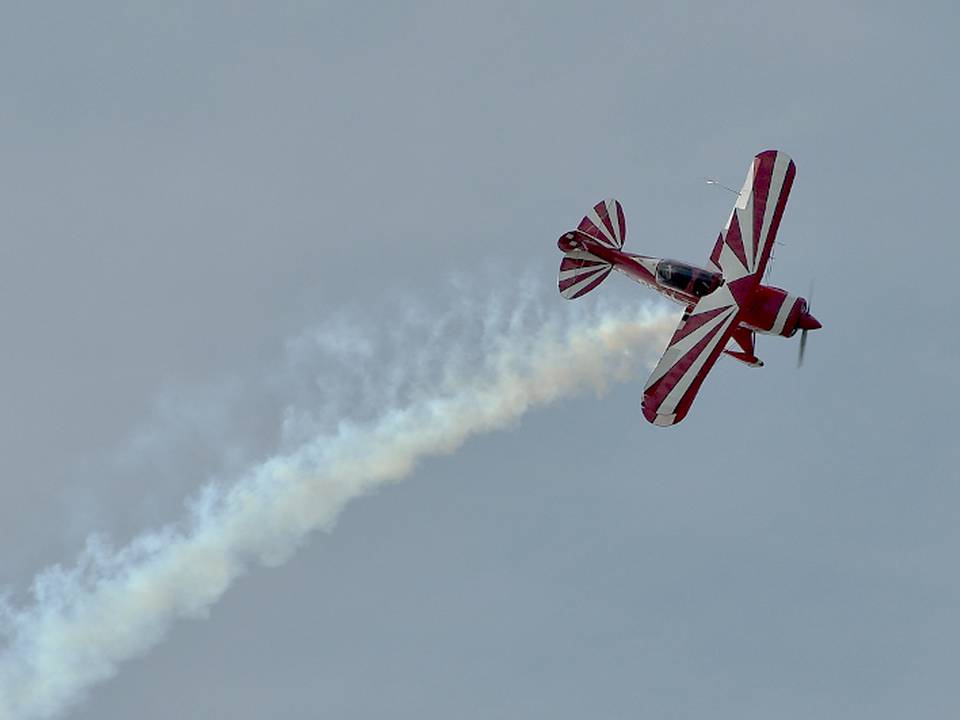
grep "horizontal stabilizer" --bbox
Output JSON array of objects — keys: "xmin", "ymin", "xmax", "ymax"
[{"xmin": 558, "ymin": 250, "xmax": 612, "ymax": 299}]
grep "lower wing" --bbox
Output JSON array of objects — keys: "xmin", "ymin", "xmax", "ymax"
[{"xmin": 642, "ymin": 285, "xmax": 742, "ymax": 427}]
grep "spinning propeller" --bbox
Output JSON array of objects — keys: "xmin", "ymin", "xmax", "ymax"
[{"xmin": 797, "ymin": 283, "xmax": 820, "ymax": 367}]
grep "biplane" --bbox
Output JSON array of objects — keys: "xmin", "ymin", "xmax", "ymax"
[{"xmin": 557, "ymin": 150, "xmax": 820, "ymax": 427}]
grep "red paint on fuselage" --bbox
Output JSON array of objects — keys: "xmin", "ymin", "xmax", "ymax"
[
  {"xmin": 566, "ymin": 234, "xmax": 819, "ymax": 337},
  {"xmin": 571, "ymin": 234, "xmax": 710, "ymax": 307},
  {"xmin": 740, "ymin": 286, "xmax": 791, "ymax": 333}
]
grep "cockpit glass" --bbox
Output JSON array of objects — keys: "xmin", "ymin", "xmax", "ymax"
[{"xmin": 656, "ymin": 261, "xmax": 721, "ymax": 297}]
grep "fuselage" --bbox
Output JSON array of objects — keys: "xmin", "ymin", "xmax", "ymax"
[{"xmin": 558, "ymin": 232, "xmax": 820, "ymax": 338}]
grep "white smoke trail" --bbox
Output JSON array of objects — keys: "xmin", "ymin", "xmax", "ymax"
[{"xmin": 0, "ymin": 292, "xmax": 675, "ymax": 719}]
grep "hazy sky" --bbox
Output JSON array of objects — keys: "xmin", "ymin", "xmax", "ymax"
[{"xmin": 1, "ymin": 2, "xmax": 958, "ymax": 718}]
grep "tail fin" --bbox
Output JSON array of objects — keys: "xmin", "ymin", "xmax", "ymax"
[
  {"xmin": 557, "ymin": 199, "xmax": 625, "ymax": 300},
  {"xmin": 577, "ymin": 198, "xmax": 626, "ymax": 250}
]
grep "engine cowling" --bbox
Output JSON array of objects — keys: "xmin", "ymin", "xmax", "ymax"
[{"xmin": 741, "ymin": 286, "xmax": 816, "ymax": 337}]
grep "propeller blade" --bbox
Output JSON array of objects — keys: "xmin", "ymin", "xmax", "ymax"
[{"xmin": 798, "ymin": 278, "xmax": 815, "ymax": 368}]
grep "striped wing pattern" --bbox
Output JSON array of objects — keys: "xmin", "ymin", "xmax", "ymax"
[
  {"xmin": 642, "ymin": 284, "xmax": 742, "ymax": 427},
  {"xmin": 643, "ymin": 150, "xmax": 796, "ymax": 426},
  {"xmin": 708, "ymin": 150, "xmax": 796, "ymax": 295},
  {"xmin": 559, "ymin": 250, "xmax": 612, "ymax": 299},
  {"xmin": 578, "ymin": 199, "xmax": 625, "ymax": 250}
]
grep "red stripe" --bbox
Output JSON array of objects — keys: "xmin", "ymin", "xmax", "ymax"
[
  {"xmin": 669, "ymin": 331, "xmax": 732, "ymax": 423},
  {"xmin": 672, "ymin": 305, "xmax": 731, "ymax": 343},
  {"xmin": 643, "ymin": 316, "xmax": 728, "ymax": 410},
  {"xmin": 751, "ymin": 154, "xmax": 774, "ymax": 266},
  {"xmin": 577, "ymin": 200, "xmax": 623, "ymax": 248},
  {"xmin": 754, "ymin": 160, "xmax": 796, "ymax": 279},
  {"xmin": 725, "ymin": 212, "xmax": 749, "ymax": 270},
  {"xmin": 643, "ymin": 313, "xmax": 737, "ymax": 425},
  {"xmin": 577, "ymin": 217, "xmax": 605, "ymax": 245},
  {"xmin": 559, "ymin": 266, "xmax": 606, "ymax": 292},
  {"xmin": 576, "ymin": 216, "xmax": 596, "ymax": 236},
  {"xmin": 560, "ymin": 257, "xmax": 605, "ymax": 272},
  {"xmin": 569, "ymin": 267, "xmax": 611, "ymax": 298},
  {"xmin": 597, "ymin": 202, "xmax": 618, "ymax": 245},
  {"xmin": 616, "ymin": 202, "xmax": 626, "ymax": 247},
  {"xmin": 725, "ymin": 274, "xmax": 757, "ymax": 307},
  {"xmin": 730, "ymin": 326, "xmax": 755, "ymax": 355},
  {"xmin": 709, "ymin": 232, "xmax": 723, "ymax": 269}
]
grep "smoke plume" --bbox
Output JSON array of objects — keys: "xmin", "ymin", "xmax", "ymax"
[{"xmin": 0, "ymin": 290, "xmax": 674, "ymax": 719}]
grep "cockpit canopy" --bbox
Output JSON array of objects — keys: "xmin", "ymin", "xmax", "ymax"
[{"xmin": 655, "ymin": 260, "xmax": 723, "ymax": 298}]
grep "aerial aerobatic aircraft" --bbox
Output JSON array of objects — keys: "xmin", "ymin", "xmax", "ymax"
[{"xmin": 556, "ymin": 150, "xmax": 820, "ymax": 427}]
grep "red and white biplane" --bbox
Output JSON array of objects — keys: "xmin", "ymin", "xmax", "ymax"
[{"xmin": 557, "ymin": 150, "xmax": 821, "ymax": 427}]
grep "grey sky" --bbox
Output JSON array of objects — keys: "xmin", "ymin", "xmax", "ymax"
[{"xmin": 0, "ymin": 1, "xmax": 957, "ymax": 718}]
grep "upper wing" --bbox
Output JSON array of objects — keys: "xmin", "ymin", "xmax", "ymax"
[
  {"xmin": 708, "ymin": 150, "xmax": 796, "ymax": 299},
  {"xmin": 642, "ymin": 284, "xmax": 742, "ymax": 427}
]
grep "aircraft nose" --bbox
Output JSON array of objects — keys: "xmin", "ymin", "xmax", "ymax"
[{"xmin": 797, "ymin": 312, "xmax": 822, "ymax": 331}]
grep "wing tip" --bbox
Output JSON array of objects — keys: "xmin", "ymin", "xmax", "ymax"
[
  {"xmin": 756, "ymin": 148, "xmax": 795, "ymax": 170},
  {"xmin": 642, "ymin": 402, "xmax": 686, "ymax": 428}
]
